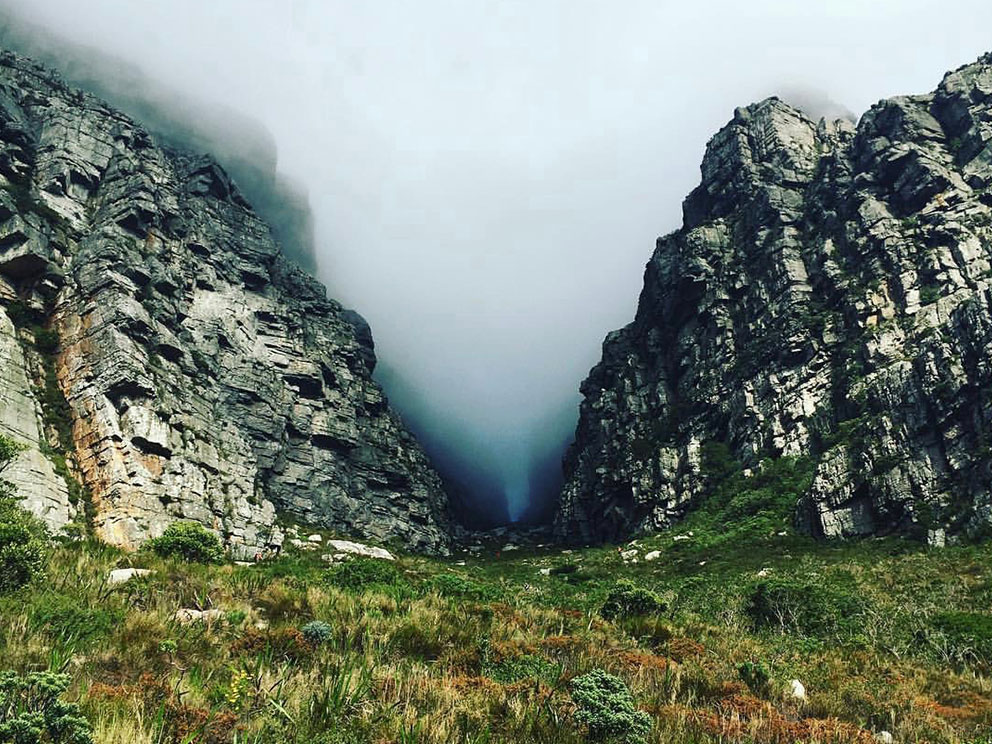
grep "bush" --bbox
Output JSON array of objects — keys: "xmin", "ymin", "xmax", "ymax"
[
  {"xmin": 737, "ymin": 660, "xmax": 771, "ymax": 695},
  {"xmin": 0, "ymin": 435, "xmax": 48, "ymax": 595},
  {"xmin": 746, "ymin": 573, "xmax": 867, "ymax": 638},
  {"xmin": 29, "ymin": 594, "xmax": 123, "ymax": 647},
  {"xmin": 933, "ymin": 611, "xmax": 992, "ymax": 662},
  {"xmin": 485, "ymin": 653, "xmax": 557, "ymax": 684},
  {"xmin": 146, "ymin": 521, "xmax": 224, "ymax": 563},
  {"xmin": 570, "ymin": 669, "xmax": 651, "ymax": 744},
  {"xmin": 0, "ymin": 670, "xmax": 93, "ymax": 743},
  {"xmin": 325, "ymin": 558, "xmax": 407, "ymax": 593},
  {"xmin": 599, "ymin": 580, "xmax": 664, "ymax": 621},
  {"xmin": 301, "ymin": 620, "xmax": 333, "ymax": 647},
  {"xmin": 428, "ymin": 573, "xmax": 499, "ymax": 601}
]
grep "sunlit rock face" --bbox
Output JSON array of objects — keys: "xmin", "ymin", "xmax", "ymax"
[
  {"xmin": 0, "ymin": 50, "xmax": 452, "ymax": 554},
  {"xmin": 558, "ymin": 53, "xmax": 992, "ymax": 545}
]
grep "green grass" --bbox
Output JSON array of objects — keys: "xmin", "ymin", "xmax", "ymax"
[{"xmin": 0, "ymin": 525, "xmax": 990, "ymax": 743}]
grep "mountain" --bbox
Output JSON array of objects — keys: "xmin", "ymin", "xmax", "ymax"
[
  {"xmin": 0, "ymin": 49, "xmax": 453, "ymax": 555},
  {"xmin": 557, "ymin": 53, "xmax": 992, "ymax": 545}
]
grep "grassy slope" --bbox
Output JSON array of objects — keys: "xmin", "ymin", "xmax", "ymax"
[{"xmin": 3, "ymin": 518, "xmax": 992, "ymax": 744}]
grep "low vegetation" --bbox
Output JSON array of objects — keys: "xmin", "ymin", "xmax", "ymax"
[{"xmin": 0, "ymin": 447, "xmax": 991, "ymax": 742}]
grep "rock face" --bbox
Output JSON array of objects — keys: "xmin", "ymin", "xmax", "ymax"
[
  {"xmin": 0, "ymin": 50, "xmax": 452, "ymax": 554},
  {"xmin": 557, "ymin": 53, "xmax": 992, "ymax": 544}
]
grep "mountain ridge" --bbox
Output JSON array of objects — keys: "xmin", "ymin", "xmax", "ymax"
[{"xmin": 556, "ymin": 52, "xmax": 992, "ymax": 545}]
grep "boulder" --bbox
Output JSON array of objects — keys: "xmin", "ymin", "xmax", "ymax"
[
  {"xmin": 107, "ymin": 568, "xmax": 153, "ymax": 585},
  {"xmin": 326, "ymin": 539, "xmax": 394, "ymax": 561}
]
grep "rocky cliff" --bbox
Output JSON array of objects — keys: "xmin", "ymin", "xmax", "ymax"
[
  {"xmin": 557, "ymin": 53, "xmax": 992, "ymax": 545},
  {"xmin": 0, "ymin": 50, "xmax": 453, "ymax": 554}
]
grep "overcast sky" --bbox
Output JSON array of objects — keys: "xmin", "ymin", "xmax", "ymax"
[{"xmin": 4, "ymin": 0, "xmax": 992, "ymax": 520}]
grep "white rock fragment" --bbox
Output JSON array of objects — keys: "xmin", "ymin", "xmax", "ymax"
[
  {"xmin": 307, "ymin": 533, "xmax": 323, "ymax": 543},
  {"xmin": 673, "ymin": 535, "xmax": 691, "ymax": 542},
  {"xmin": 502, "ymin": 544, "xmax": 520, "ymax": 552},
  {"xmin": 874, "ymin": 732, "xmax": 894, "ymax": 744},
  {"xmin": 108, "ymin": 568, "xmax": 153, "ymax": 585},
  {"xmin": 539, "ymin": 567, "xmax": 551, "ymax": 576},
  {"xmin": 327, "ymin": 539, "xmax": 394, "ymax": 561},
  {"xmin": 644, "ymin": 550, "xmax": 662, "ymax": 562},
  {"xmin": 173, "ymin": 608, "xmax": 224, "ymax": 625},
  {"xmin": 757, "ymin": 567, "xmax": 772, "ymax": 577},
  {"xmin": 620, "ymin": 549, "xmax": 638, "ymax": 561},
  {"xmin": 787, "ymin": 679, "xmax": 807, "ymax": 701}
]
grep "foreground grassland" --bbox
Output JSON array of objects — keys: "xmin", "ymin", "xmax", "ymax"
[{"xmin": 3, "ymin": 515, "xmax": 992, "ymax": 744}]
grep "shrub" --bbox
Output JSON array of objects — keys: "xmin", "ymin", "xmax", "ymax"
[
  {"xmin": 599, "ymin": 580, "xmax": 664, "ymax": 621},
  {"xmin": 485, "ymin": 653, "xmax": 557, "ymax": 684},
  {"xmin": 737, "ymin": 660, "xmax": 772, "ymax": 695},
  {"xmin": 746, "ymin": 573, "xmax": 867, "ymax": 638},
  {"xmin": 325, "ymin": 558, "xmax": 405, "ymax": 592},
  {"xmin": 0, "ymin": 670, "xmax": 93, "ymax": 744},
  {"xmin": 29, "ymin": 594, "xmax": 123, "ymax": 647},
  {"xmin": 428, "ymin": 573, "xmax": 499, "ymax": 601},
  {"xmin": 570, "ymin": 669, "xmax": 651, "ymax": 744},
  {"xmin": 301, "ymin": 620, "xmax": 333, "ymax": 647},
  {"xmin": 933, "ymin": 611, "xmax": 992, "ymax": 662},
  {"xmin": 146, "ymin": 521, "xmax": 224, "ymax": 563},
  {"xmin": 0, "ymin": 436, "xmax": 49, "ymax": 595}
]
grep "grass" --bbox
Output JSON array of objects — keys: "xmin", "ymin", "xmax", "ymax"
[{"xmin": 1, "ymin": 521, "xmax": 992, "ymax": 743}]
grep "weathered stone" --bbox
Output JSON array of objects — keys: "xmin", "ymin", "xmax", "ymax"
[
  {"xmin": 107, "ymin": 568, "xmax": 153, "ymax": 585},
  {"xmin": 0, "ymin": 49, "xmax": 453, "ymax": 554},
  {"xmin": 326, "ymin": 538, "xmax": 394, "ymax": 560},
  {"xmin": 557, "ymin": 54, "xmax": 992, "ymax": 545}
]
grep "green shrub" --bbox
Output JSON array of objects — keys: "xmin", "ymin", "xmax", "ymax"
[
  {"xmin": 325, "ymin": 558, "xmax": 405, "ymax": 592},
  {"xmin": 933, "ymin": 611, "xmax": 992, "ymax": 662},
  {"xmin": 485, "ymin": 653, "xmax": 557, "ymax": 684},
  {"xmin": 599, "ymin": 580, "xmax": 664, "ymax": 621},
  {"xmin": 570, "ymin": 669, "xmax": 651, "ymax": 744},
  {"xmin": 0, "ymin": 670, "xmax": 93, "ymax": 744},
  {"xmin": 28, "ymin": 594, "xmax": 123, "ymax": 647},
  {"xmin": 302, "ymin": 620, "xmax": 333, "ymax": 647},
  {"xmin": 146, "ymin": 521, "xmax": 224, "ymax": 563},
  {"xmin": 428, "ymin": 573, "xmax": 499, "ymax": 601},
  {"xmin": 746, "ymin": 573, "xmax": 867, "ymax": 638},
  {"xmin": 0, "ymin": 437, "xmax": 48, "ymax": 595},
  {"xmin": 737, "ymin": 660, "xmax": 771, "ymax": 695}
]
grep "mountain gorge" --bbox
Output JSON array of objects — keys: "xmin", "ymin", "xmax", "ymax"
[
  {"xmin": 0, "ymin": 50, "xmax": 453, "ymax": 555},
  {"xmin": 558, "ymin": 53, "xmax": 992, "ymax": 546}
]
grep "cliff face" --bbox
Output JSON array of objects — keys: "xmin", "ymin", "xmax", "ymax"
[
  {"xmin": 0, "ymin": 50, "xmax": 452, "ymax": 554},
  {"xmin": 557, "ymin": 54, "xmax": 992, "ymax": 545}
]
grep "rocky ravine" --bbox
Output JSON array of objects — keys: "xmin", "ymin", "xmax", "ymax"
[
  {"xmin": 0, "ymin": 50, "xmax": 453, "ymax": 555},
  {"xmin": 557, "ymin": 53, "xmax": 992, "ymax": 545}
]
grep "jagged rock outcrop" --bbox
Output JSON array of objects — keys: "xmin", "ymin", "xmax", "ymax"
[
  {"xmin": 0, "ymin": 50, "xmax": 452, "ymax": 554},
  {"xmin": 557, "ymin": 53, "xmax": 992, "ymax": 545}
]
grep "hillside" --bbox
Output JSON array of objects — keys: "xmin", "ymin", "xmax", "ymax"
[{"xmin": 1, "ymin": 489, "xmax": 992, "ymax": 743}]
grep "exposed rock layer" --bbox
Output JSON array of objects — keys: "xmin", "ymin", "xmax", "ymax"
[
  {"xmin": 557, "ymin": 53, "xmax": 992, "ymax": 545},
  {"xmin": 0, "ymin": 50, "xmax": 452, "ymax": 554}
]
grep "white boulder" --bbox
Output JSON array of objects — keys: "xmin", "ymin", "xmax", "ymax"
[
  {"xmin": 787, "ymin": 679, "xmax": 807, "ymax": 701},
  {"xmin": 108, "ymin": 568, "xmax": 153, "ymax": 585},
  {"xmin": 327, "ymin": 539, "xmax": 394, "ymax": 561},
  {"xmin": 644, "ymin": 550, "xmax": 662, "ymax": 562}
]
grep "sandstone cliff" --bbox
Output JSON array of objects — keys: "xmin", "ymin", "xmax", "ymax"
[
  {"xmin": 0, "ymin": 50, "xmax": 452, "ymax": 554},
  {"xmin": 557, "ymin": 54, "xmax": 992, "ymax": 545}
]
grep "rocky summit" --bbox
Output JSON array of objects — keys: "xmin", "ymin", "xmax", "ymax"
[
  {"xmin": 557, "ymin": 53, "xmax": 992, "ymax": 545},
  {"xmin": 0, "ymin": 50, "xmax": 452, "ymax": 555}
]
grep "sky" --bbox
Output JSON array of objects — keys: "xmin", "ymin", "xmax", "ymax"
[{"xmin": 3, "ymin": 0, "xmax": 992, "ymax": 523}]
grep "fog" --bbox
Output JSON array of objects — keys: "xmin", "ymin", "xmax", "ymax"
[{"xmin": 2, "ymin": 0, "xmax": 991, "ymax": 525}]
